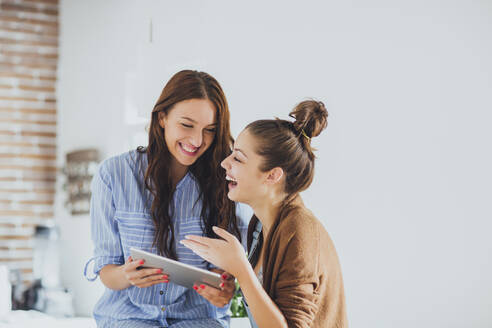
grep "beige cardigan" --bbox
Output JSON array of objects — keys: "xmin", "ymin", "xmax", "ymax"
[{"xmin": 254, "ymin": 197, "xmax": 348, "ymax": 328}]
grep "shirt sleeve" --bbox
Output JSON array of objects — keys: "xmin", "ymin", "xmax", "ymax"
[
  {"xmin": 273, "ymin": 220, "xmax": 321, "ymax": 328},
  {"xmin": 85, "ymin": 160, "xmax": 124, "ymax": 280}
]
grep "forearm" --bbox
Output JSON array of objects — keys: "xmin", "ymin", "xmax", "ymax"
[
  {"xmin": 237, "ymin": 265, "xmax": 287, "ymax": 328},
  {"xmin": 99, "ymin": 264, "xmax": 131, "ymax": 290}
]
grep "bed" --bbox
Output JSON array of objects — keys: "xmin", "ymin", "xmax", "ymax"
[{"xmin": 0, "ymin": 310, "xmax": 96, "ymax": 328}]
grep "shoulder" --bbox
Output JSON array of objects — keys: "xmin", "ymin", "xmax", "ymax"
[
  {"xmin": 93, "ymin": 150, "xmax": 145, "ymax": 190},
  {"xmin": 98, "ymin": 150, "xmax": 142, "ymax": 178},
  {"xmin": 270, "ymin": 205, "xmax": 335, "ymax": 260},
  {"xmin": 277, "ymin": 206, "xmax": 341, "ymax": 266},
  {"xmin": 277, "ymin": 206, "xmax": 322, "ymax": 240}
]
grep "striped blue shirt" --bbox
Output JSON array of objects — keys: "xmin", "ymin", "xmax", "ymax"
[{"xmin": 84, "ymin": 150, "xmax": 251, "ymax": 327}]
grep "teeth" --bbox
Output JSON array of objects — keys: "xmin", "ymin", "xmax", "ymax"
[
  {"xmin": 181, "ymin": 143, "xmax": 198, "ymax": 153},
  {"xmin": 226, "ymin": 175, "xmax": 237, "ymax": 182}
]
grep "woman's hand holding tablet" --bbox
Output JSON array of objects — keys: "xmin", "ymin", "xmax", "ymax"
[
  {"xmin": 121, "ymin": 255, "xmax": 169, "ymax": 288},
  {"xmin": 192, "ymin": 269, "xmax": 236, "ymax": 308},
  {"xmin": 129, "ymin": 248, "xmax": 223, "ymax": 290}
]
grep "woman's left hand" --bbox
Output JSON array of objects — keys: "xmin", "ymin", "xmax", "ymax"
[
  {"xmin": 180, "ymin": 226, "xmax": 249, "ymax": 278},
  {"xmin": 192, "ymin": 269, "xmax": 236, "ymax": 308}
]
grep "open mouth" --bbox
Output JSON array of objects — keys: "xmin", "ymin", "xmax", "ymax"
[
  {"xmin": 179, "ymin": 142, "xmax": 199, "ymax": 156},
  {"xmin": 225, "ymin": 174, "xmax": 238, "ymax": 189}
]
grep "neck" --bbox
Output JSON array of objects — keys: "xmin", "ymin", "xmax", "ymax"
[
  {"xmin": 250, "ymin": 191, "xmax": 287, "ymax": 238},
  {"xmin": 170, "ymin": 157, "xmax": 188, "ymax": 188}
]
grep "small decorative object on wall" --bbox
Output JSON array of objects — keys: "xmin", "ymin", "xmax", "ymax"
[{"xmin": 63, "ymin": 149, "xmax": 99, "ymax": 215}]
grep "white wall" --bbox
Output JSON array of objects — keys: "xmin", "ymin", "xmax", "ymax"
[{"xmin": 57, "ymin": 0, "xmax": 492, "ymax": 326}]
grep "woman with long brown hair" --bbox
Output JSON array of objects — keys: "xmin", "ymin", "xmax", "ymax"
[
  {"xmin": 182, "ymin": 100, "xmax": 348, "ymax": 328},
  {"xmin": 84, "ymin": 70, "xmax": 251, "ymax": 328}
]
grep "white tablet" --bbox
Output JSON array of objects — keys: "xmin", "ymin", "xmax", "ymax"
[{"xmin": 130, "ymin": 247, "xmax": 222, "ymax": 289}]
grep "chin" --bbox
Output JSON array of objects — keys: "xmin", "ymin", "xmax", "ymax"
[
  {"xmin": 227, "ymin": 189, "xmax": 240, "ymax": 202},
  {"xmin": 227, "ymin": 191, "xmax": 237, "ymax": 201},
  {"xmin": 175, "ymin": 149, "xmax": 203, "ymax": 166},
  {"xmin": 178, "ymin": 157, "xmax": 197, "ymax": 166}
]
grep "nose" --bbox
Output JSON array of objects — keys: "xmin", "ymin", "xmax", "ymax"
[
  {"xmin": 190, "ymin": 130, "xmax": 203, "ymax": 148},
  {"xmin": 221, "ymin": 155, "xmax": 231, "ymax": 170}
]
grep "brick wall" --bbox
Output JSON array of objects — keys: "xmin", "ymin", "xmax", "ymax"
[{"xmin": 0, "ymin": 0, "xmax": 58, "ymax": 284}]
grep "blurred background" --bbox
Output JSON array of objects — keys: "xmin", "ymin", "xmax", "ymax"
[{"xmin": 1, "ymin": 0, "xmax": 491, "ymax": 327}]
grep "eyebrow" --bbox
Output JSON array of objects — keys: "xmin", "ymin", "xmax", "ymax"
[
  {"xmin": 181, "ymin": 116, "xmax": 217, "ymax": 126},
  {"xmin": 234, "ymin": 148, "xmax": 248, "ymax": 158}
]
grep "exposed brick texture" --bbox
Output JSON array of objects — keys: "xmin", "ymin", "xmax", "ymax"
[{"xmin": 0, "ymin": 0, "xmax": 58, "ymax": 283}]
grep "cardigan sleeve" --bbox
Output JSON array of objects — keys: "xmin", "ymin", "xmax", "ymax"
[{"xmin": 272, "ymin": 219, "xmax": 321, "ymax": 328}]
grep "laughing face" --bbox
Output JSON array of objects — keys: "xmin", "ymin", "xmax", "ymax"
[
  {"xmin": 221, "ymin": 129, "xmax": 273, "ymax": 205},
  {"xmin": 159, "ymin": 98, "xmax": 217, "ymax": 168}
]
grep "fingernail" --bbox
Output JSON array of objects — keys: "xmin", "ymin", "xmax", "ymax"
[
  {"xmin": 157, "ymin": 269, "xmax": 162, "ymax": 273},
  {"xmin": 164, "ymin": 280, "xmax": 169, "ymax": 283},
  {"xmin": 193, "ymin": 286, "xmax": 198, "ymax": 290},
  {"xmin": 162, "ymin": 275, "xmax": 167, "ymax": 279},
  {"xmin": 200, "ymin": 284, "xmax": 205, "ymax": 289},
  {"xmin": 139, "ymin": 260, "xmax": 144, "ymax": 265},
  {"xmin": 220, "ymin": 282, "xmax": 225, "ymax": 288},
  {"xmin": 221, "ymin": 273, "xmax": 228, "ymax": 279}
]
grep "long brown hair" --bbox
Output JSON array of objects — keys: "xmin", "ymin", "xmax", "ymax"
[
  {"xmin": 246, "ymin": 100, "xmax": 328, "ymax": 267},
  {"xmin": 137, "ymin": 70, "xmax": 241, "ymax": 260}
]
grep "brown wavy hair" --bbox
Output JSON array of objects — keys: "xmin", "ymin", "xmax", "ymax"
[
  {"xmin": 246, "ymin": 100, "xmax": 328, "ymax": 267},
  {"xmin": 137, "ymin": 70, "xmax": 241, "ymax": 260}
]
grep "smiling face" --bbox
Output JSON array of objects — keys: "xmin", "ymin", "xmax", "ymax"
[
  {"xmin": 159, "ymin": 98, "xmax": 217, "ymax": 168},
  {"xmin": 221, "ymin": 129, "xmax": 283, "ymax": 206}
]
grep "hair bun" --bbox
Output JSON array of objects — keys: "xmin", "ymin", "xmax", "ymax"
[{"xmin": 289, "ymin": 100, "xmax": 328, "ymax": 138}]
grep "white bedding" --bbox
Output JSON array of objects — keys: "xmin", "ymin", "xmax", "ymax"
[
  {"xmin": 0, "ymin": 310, "xmax": 96, "ymax": 328},
  {"xmin": 0, "ymin": 311, "xmax": 253, "ymax": 327}
]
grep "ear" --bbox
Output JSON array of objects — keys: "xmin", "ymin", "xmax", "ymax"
[
  {"xmin": 158, "ymin": 112, "xmax": 167, "ymax": 129},
  {"xmin": 265, "ymin": 167, "xmax": 284, "ymax": 185}
]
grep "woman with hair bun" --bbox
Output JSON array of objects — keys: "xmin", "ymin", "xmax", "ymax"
[{"xmin": 181, "ymin": 100, "xmax": 348, "ymax": 328}]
